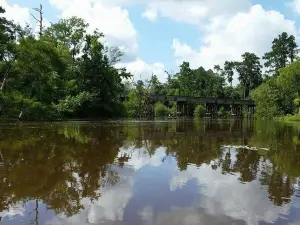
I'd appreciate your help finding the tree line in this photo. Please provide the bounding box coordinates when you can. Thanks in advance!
[1,4,300,119]
[124,31,299,118]
[0,6,131,120]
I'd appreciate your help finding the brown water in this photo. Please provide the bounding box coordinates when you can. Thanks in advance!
[0,119,299,225]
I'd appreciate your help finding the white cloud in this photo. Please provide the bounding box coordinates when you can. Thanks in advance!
[45,166,135,225]
[0,202,25,218]
[49,0,168,82]
[117,57,168,82]
[48,0,72,11]
[142,8,158,22]
[2,0,51,38]
[1,0,31,27]
[49,0,139,9]
[142,0,251,24]
[169,150,294,225]
[292,0,300,14]
[172,4,298,84]
[2,144,299,225]
[45,145,168,225]
[117,145,167,170]
[49,0,138,62]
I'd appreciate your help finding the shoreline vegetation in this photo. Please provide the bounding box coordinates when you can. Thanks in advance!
[1,5,300,122]
[276,114,300,123]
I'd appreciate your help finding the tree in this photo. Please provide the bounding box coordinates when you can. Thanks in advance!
[224,61,235,86]
[177,61,194,96]
[0,6,16,61]
[165,71,180,95]
[123,80,146,117]
[0,6,19,92]
[3,3,300,120]
[147,74,165,96]
[223,86,241,99]
[236,52,262,99]
[174,62,225,98]
[250,79,283,117]
[213,65,223,75]
[76,30,131,117]
[263,32,298,76]
[10,38,66,120]
[251,59,300,117]
[43,17,88,62]
[0,9,132,120]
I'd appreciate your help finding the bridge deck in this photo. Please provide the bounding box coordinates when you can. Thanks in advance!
[154,95,255,106]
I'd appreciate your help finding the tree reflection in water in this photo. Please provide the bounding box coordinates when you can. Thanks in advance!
[0,120,299,223]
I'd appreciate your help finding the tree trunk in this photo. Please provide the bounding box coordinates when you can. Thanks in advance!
[18,110,23,121]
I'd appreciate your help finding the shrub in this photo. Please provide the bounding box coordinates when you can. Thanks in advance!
[168,102,177,117]
[155,102,169,117]
[194,105,206,118]
[217,107,226,118]
[284,114,300,122]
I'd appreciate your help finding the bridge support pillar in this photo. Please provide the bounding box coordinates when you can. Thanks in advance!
[177,102,189,117]
[205,104,211,118]
[247,105,255,118]
[231,105,235,118]
[205,103,218,118]
[231,105,243,119]
[184,103,188,116]
[176,102,182,117]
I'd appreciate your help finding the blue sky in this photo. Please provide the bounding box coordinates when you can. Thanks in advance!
[3,0,300,82]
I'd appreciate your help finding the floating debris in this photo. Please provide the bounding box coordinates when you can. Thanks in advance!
[221,145,270,151]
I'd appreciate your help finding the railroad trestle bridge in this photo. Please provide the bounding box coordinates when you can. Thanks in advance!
[120,94,255,118]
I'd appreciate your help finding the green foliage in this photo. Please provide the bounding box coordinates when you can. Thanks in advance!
[224,61,235,86]
[251,80,284,117]
[168,101,177,117]
[194,105,206,118]
[0,92,57,120]
[123,90,140,117]
[58,125,90,143]
[235,52,262,98]
[0,4,299,120]
[294,98,300,106]
[154,102,169,117]
[0,12,131,120]
[282,114,300,122]
[263,32,298,75]
[223,86,242,99]
[55,92,91,116]
[217,106,229,118]
[147,75,166,96]
[43,16,88,60]
[171,62,225,97]
[251,60,300,117]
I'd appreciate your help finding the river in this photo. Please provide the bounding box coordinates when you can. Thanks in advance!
[0,119,299,225]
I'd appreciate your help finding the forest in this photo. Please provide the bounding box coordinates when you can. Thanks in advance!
[1,5,300,120]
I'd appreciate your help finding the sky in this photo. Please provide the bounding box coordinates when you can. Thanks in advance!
[2,0,300,83]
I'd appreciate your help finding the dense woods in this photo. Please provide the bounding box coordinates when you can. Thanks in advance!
[0,6,130,120]
[1,4,300,120]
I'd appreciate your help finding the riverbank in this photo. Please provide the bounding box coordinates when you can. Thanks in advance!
[276,114,300,123]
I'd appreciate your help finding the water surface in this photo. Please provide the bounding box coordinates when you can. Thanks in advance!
[0,119,300,225]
